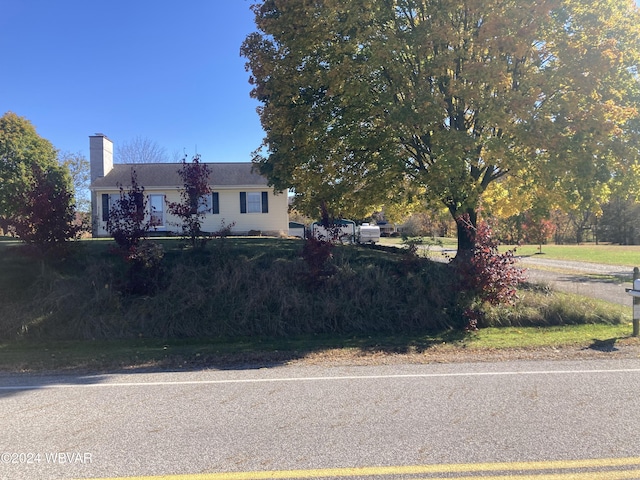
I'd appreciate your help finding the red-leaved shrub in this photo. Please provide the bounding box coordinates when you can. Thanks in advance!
[12,164,80,254]
[454,217,526,328]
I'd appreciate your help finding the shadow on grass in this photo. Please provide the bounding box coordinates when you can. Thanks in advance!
[0,330,469,373]
[585,337,620,352]
[0,331,471,399]
[557,273,632,285]
[333,330,468,355]
[117,330,469,371]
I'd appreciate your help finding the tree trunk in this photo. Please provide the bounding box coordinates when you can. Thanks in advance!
[450,207,478,262]
[0,216,10,236]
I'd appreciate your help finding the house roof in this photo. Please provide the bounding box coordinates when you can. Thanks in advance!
[91,162,269,190]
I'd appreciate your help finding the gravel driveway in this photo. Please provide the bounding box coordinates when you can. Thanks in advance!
[421,245,636,306]
[517,256,636,306]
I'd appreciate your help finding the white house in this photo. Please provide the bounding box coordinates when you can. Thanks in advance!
[88,134,289,237]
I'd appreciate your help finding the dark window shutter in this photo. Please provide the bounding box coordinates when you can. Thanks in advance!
[240,192,247,213]
[134,192,144,212]
[212,192,219,214]
[261,192,269,213]
[102,194,109,221]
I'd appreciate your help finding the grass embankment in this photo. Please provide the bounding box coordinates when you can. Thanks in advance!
[1,237,461,339]
[0,237,636,371]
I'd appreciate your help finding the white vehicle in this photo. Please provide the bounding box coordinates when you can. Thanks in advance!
[311,220,356,243]
[288,221,306,238]
[356,223,380,244]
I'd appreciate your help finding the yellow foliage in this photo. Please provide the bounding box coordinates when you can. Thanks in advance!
[244,0,640,232]
[483,182,531,218]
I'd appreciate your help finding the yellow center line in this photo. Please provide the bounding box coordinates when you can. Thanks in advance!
[415,471,640,480]
[71,457,640,480]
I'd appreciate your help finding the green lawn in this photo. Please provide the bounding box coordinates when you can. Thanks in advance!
[379,236,458,248]
[6,235,638,266]
[1,323,637,372]
[511,243,640,266]
[379,236,640,266]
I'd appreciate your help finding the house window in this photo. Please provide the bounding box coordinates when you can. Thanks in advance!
[149,194,164,227]
[247,192,262,213]
[212,192,219,214]
[196,194,209,214]
[240,191,268,214]
[197,192,219,214]
[101,193,122,222]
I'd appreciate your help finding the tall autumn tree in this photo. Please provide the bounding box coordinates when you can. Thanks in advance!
[0,112,59,230]
[242,0,640,257]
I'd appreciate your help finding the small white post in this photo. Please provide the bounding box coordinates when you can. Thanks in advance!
[634,267,639,337]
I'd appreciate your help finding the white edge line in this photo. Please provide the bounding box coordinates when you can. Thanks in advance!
[2,368,640,391]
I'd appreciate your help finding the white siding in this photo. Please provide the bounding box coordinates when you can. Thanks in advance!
[93,187,289,237]
[209,188,289,235]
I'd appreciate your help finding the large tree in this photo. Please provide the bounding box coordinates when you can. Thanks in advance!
[0,112,59,228]
[115,136,170,164]
[242,0,640,256]
[59,151,90,214]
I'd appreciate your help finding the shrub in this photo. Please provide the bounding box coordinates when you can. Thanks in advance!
[301,236,336,281]
[12,164,80,254]
[302,203,344,282]
[103,169,167,295]
[166,154,212,248]
[211,219,235,238]
[454,218,526,328]
[106,169,149,251]
[123,241,165,295]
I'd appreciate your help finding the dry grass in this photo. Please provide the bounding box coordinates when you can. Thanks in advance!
[0,237,628,342]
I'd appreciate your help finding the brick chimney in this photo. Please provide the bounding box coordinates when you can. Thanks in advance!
[89,133,113,182]
[89,134,113,237]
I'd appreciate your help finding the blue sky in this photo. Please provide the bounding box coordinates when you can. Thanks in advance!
[0,0,262,163]
[3,1,639,166]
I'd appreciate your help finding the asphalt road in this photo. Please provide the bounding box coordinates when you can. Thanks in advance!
[1,359,640,479]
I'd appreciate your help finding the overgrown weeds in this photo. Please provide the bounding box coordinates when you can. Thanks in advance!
[477,285,629,327]
[0,238,626,341]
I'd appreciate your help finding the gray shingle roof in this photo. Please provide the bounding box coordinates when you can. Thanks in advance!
[91,162,268,189]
